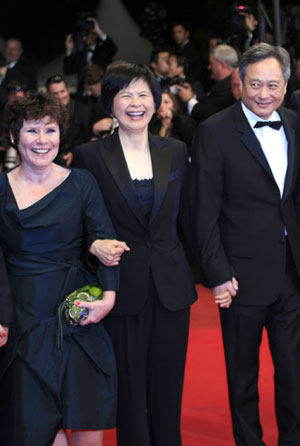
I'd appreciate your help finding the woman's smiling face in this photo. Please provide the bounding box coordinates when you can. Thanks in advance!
[112,78,155,135]
[17,116,60,170]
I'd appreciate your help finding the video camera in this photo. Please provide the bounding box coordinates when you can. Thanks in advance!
[72,11,96,51]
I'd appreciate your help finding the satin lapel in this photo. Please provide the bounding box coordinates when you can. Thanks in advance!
[233,102,274,179]
[280,109,296,201]
[100,132,146,225]
[149,134,172,223]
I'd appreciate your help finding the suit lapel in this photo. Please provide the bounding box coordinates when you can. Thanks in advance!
[234,102,298,201]
[99,131,146,225]
[234,102,274,179]
[149,133,172,223]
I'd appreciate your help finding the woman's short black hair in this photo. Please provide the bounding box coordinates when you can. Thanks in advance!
[4,91,69,149]
[101,61,162,115]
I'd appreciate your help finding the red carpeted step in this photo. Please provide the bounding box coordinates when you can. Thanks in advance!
[69,284,277,445]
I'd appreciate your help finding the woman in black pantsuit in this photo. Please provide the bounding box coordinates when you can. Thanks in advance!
[72,62,197,446]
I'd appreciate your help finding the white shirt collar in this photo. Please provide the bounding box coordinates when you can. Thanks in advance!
[241,101,281,128]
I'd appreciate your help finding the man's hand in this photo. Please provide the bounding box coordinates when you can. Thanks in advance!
[88,17,106,39]
[176,83,194,102]
[92,118,113,136]
[90,239,130,266]
[211,277,238,308]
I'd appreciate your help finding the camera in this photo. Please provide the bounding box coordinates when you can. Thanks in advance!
[72,11,96,51]
[169,76,188,89]
[74,12,95,35]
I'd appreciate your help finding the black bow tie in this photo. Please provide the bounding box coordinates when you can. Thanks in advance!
[254,121,282,130]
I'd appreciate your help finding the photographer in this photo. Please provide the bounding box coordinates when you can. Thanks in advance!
[225,4,258,55]
[167,52,205,114]
[63,14,118,94]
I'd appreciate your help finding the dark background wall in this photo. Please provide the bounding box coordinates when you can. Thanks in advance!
[1,0,300,67]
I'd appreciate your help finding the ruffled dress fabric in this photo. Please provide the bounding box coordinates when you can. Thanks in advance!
[0,169,117,446]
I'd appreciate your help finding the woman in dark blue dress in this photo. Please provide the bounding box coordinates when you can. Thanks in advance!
[0,92,128,446]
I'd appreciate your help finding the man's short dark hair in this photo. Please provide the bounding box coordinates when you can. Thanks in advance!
[239,43,291,83]
[82,64,104,86]
[169,52,189,76]
[46,74,68,90]
[150,47,170,64]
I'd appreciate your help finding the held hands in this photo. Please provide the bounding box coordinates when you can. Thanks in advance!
[0,325,9,347]
[77,290,116,325]
[211,277,239,308]
[90,239,130,266]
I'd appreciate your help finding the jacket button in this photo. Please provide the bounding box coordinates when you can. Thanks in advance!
[145,241,151,247]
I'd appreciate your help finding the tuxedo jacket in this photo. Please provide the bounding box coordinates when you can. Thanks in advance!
[64,36,118,77]
[191,101,300,305]
[72,131,197,316]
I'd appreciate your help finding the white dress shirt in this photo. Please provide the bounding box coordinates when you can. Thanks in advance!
[241,102,288,199]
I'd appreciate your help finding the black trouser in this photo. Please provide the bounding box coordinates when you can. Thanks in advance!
[104,276,191,446]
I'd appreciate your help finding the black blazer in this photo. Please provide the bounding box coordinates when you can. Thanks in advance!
[73,131,197,316]
[191,101,300,305]
[191,75,236,122]
[4,56,38,91]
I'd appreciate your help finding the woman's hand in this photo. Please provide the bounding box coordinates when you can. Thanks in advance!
[89,239,130,266]
[0,325,9,347]
[78,291,116,325]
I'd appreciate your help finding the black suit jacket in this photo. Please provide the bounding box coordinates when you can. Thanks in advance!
[191,101,300,305]
[64,36,117,88]
[4,56,38,91]
[73,130,197,316]
[191,75,235,122]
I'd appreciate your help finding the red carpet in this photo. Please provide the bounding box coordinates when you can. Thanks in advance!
[72,284,278,445]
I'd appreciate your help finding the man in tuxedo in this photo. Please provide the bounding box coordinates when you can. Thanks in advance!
[191,42,300,445]
[177,44,238,122]
[64,16,117,93]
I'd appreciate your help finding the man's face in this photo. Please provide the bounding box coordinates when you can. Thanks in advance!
[6,40,22,62]
[167,55,180,79]
[241,57,287,119]
[48,81,70,106]
[152,52,169,77]
[208,54,222,80]
[84,81,101,97]
[231,68,242,100]
[172,25,189,45]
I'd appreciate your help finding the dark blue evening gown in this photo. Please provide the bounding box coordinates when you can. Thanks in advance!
[0,168,118,446]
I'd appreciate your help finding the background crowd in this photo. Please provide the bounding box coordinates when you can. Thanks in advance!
[0,2,299,171]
